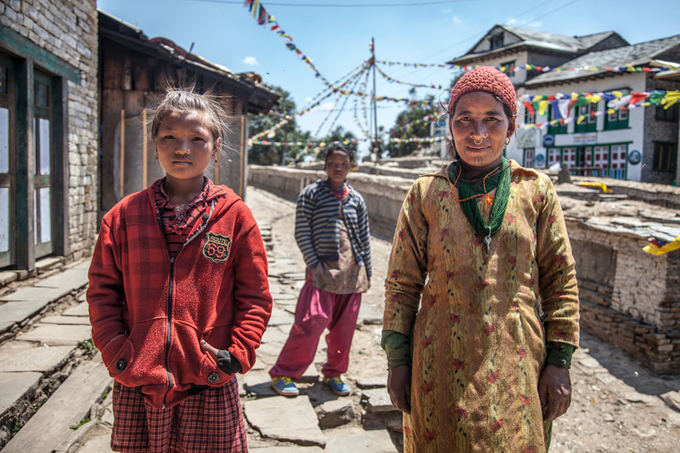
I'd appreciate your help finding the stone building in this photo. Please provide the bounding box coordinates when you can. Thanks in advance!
[0,0,99,275]
[98,11,279,215]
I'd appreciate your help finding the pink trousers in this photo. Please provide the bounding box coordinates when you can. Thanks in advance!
[269,274,361,379]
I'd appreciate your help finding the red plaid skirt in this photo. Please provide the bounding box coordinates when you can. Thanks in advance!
[111,377,247,452]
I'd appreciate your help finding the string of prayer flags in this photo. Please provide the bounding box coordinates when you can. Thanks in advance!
[243,0,332,88]
[375,65,449,91]
[375,60,673,74]
[251,138,360,147]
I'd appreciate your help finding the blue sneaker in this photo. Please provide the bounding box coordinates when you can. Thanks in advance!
[325,377,350,396]
[271,376,299,397]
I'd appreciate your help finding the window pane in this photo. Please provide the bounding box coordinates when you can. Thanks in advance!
[36,82,49,108]
[39,187,51,244]
[39,118,50,175]
[0,187,8,252]
[0,107,8,173]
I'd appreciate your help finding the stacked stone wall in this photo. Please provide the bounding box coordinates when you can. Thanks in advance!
[1,0,99,262]
[249,165,680,373]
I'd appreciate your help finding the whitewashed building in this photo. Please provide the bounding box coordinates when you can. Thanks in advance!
[447,25,680,184]
[520,35,680,184]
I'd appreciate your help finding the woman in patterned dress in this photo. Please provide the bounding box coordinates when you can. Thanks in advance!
[381,66,579,452]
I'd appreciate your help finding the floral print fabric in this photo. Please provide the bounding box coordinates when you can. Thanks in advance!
[383,160,579,453]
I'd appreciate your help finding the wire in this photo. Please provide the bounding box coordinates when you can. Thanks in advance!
[190,0,471,7]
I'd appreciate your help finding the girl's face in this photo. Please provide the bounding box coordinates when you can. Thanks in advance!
[449,91,513,169]
[154,110,221,184]
[324,149,351,188]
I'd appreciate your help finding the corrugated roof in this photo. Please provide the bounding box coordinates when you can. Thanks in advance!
[448,25,624,65]
[525,34,680,86]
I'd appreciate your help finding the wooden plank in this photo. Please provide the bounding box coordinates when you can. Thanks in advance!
[239,113,246,197]
[101,89,124,211]
[119,109,125,198]
[101,42,122,90]
[142,108,147,188]
[2,356,111,453]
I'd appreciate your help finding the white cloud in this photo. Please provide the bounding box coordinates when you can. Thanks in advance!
[527,21,543,28]
[242,56,258,66]
[452,16,462,24]
[505,17,518,26]
[305,97,313,103]
[320,102,336,111]
[442,7,453,14]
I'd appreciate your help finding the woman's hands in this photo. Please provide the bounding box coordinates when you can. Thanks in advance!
[388,365,412,414]
[538,364,572,422]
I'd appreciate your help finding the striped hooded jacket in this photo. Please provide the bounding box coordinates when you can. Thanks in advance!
[295,179,372,277]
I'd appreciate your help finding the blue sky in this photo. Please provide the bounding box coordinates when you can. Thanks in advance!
[97,0,680,156]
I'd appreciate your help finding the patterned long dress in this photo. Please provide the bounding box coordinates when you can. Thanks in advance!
[383,160,579,453]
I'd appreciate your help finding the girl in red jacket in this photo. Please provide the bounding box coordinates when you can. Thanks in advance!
[87,87,272,452]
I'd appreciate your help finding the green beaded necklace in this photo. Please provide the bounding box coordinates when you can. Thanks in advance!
[448,157,511,253]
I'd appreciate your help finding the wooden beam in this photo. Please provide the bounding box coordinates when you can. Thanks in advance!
[142,108,147,188]
[239,113,245,197]
[15,58,35,271]
[119,109,125,198]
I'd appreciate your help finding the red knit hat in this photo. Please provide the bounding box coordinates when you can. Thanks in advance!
[448,66,517,117]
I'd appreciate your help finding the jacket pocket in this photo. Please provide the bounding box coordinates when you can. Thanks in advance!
[199,351,229,385]
[173,322,231,386]
[101,334,135,379]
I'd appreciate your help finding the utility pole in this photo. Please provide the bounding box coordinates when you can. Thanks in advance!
[371,37,379,161]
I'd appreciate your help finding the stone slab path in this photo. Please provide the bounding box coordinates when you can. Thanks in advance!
[2,185,678,452]
[2,355,110,453]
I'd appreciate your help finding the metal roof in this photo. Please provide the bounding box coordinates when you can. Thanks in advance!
[525,34,680,87]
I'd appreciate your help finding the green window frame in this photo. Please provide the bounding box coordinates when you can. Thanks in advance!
[500,60,516,78]
[547,105,567,135]
[605,106,629,130]
[523,147,535,168]
[575,103,598,133]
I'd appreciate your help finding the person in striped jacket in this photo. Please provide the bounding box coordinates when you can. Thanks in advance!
[270,142,372,397]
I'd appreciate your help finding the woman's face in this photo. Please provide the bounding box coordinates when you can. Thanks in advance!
[449,91,513,169]
[325,149,351,188]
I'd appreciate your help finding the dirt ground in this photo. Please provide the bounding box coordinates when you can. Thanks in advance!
[245,185,680,453]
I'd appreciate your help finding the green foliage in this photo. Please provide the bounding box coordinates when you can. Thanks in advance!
[386,73,462,159]
[313,126,358,162]
[248,85,312,165]
[387,91,437,158]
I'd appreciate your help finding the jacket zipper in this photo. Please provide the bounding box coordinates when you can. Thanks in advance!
[158,200,216,408]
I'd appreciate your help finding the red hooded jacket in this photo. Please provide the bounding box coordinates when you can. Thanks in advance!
[87,183,272,409]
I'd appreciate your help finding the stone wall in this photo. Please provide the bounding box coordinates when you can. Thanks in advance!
[248,165,412,240]
[1,0,99,263]
[567,222,680,373]
[249,165,680,373]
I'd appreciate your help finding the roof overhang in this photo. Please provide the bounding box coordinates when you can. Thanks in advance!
[98,10,279,114]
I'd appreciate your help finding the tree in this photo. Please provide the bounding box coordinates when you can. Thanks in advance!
[386,89,437,158]
[313,126,359,162]
[248,86,311,165]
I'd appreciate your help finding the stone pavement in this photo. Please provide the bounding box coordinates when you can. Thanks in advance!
[6,185,678,452]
